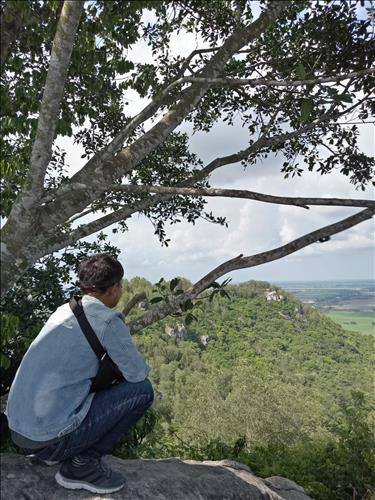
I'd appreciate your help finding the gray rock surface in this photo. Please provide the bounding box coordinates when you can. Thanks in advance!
[165,323,187,341]
[0,453,312,500]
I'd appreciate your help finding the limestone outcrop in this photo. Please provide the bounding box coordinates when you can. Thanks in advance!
[165,323,187,341]
[1,453,312,499]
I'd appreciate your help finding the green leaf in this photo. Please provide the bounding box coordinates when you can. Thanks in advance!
[210,282,221,289]
[301,98,313,122]
[295,62,307,79]
[219,290,231,299]
[150,296,163,304]
[0,352,11,369]
[185,313,197,326]
[338,93,353,103]
[181,299,194,311]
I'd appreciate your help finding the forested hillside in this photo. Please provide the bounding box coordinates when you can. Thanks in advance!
[1,278,374,499]
[116,278,375,499]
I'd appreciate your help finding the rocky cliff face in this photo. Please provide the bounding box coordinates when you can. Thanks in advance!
[1,453,312,500]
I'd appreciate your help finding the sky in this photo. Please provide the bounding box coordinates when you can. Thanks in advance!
[58,4,375,285]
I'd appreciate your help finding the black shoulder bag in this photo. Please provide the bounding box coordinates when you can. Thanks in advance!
[69,295,125,393]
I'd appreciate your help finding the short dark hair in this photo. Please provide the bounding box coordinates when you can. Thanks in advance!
[78,254,124,292]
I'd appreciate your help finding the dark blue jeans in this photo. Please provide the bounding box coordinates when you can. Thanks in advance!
[35,379,154,462]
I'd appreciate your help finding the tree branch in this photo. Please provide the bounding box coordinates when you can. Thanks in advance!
[96,47,232,181]
[66,206,97,224]
[50,1,289,217]
[40,195,163,256]
[181,68,375,88]
[37,103,365,255]
[51,65,372,210]
[84,184,375,209]
[41,93,338,216]
[122,292,147,316]
[47,52,226,204]
[23,0,84,201]
[22,10,372,264]
[128,207,375,333]
[174,47,221,79]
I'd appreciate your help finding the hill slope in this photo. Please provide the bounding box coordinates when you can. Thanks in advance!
[117,278,374,499]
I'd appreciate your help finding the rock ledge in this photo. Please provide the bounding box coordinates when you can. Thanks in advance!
[0,453,312,499]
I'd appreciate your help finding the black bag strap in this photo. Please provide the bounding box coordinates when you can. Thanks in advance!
[69,295,107,361]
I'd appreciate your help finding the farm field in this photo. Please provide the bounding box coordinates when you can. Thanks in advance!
[323,310,375,336]
[276,279,374,311]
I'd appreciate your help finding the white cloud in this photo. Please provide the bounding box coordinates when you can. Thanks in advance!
[276,169,374,256]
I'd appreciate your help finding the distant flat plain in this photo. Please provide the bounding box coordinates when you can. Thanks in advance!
[324,310,374,336]
[276,280,375,336]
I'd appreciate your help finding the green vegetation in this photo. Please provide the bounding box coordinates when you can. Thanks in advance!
[323,310,375,336]
[2,277,374,499]
[113,278,375,499]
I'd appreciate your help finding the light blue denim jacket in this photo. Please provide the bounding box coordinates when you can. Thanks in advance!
[5,295,150,442]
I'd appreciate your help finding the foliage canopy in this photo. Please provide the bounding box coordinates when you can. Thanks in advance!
[0,0,374,299]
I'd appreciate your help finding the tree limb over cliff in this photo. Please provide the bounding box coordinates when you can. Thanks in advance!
[128,207,374,333]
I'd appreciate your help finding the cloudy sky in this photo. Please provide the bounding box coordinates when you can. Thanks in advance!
[111,122,374,284]
[59,5,374,285]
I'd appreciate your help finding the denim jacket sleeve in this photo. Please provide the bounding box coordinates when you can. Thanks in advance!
[102,315,150,383]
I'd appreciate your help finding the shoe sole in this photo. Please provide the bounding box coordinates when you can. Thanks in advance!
[55,471,126,494]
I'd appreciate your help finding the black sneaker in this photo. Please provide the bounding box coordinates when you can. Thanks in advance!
[55,457,126,494]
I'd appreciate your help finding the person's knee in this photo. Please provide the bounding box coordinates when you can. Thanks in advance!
[142,378,154,405]
[118,378,154,406]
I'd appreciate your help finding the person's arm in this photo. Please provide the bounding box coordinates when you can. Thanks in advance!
[102,315,150,383]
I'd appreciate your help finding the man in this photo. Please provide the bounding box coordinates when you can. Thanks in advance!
[6,254,153,494]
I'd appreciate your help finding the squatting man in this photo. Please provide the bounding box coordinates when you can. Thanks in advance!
[6,254,154,494]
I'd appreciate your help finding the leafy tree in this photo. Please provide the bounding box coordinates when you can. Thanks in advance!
[244,391,375,500]
[0,0,374,326]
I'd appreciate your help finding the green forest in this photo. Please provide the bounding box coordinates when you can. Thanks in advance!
[1,277,374,500]
[115,278,375,499]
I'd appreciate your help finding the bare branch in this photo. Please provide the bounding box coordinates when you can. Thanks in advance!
[24,0,84,200]
[40,195,162,255]
[181,68,375,88]
[175,47,220,79]
[66,207,97,224]
[190,115,336,183]
[89,184,375,209]
[122,292,147,316]
[128,207,375,333]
